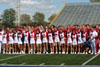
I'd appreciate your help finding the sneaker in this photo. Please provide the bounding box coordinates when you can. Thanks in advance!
[66,52,68,54]
[56,52,57,54]
[86,52,88,54]
[59,52,61,54]
[91,52,93,54]
[62,52,65,54]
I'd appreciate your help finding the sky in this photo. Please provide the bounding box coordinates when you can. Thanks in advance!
[0,0,90,21]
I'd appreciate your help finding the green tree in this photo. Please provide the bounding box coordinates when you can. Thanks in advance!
[20,14,32,23]
[2,8,16,27]
[33,12,45,23]
[48,14,56,23]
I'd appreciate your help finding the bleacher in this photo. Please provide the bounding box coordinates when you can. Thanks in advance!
[53,3,100,27]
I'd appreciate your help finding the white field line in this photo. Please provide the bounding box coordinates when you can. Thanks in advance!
[0,63,7,65]
[0,54,26,62]
[60,63,65,66]
[39,63,45,66]
[82,53,100,66]
[20,63,26,65]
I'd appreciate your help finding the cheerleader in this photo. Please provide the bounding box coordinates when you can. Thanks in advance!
[42,29,48,54]
[2,30,7,54]
[18,30,23,54]
[48,28,54,54]
[36,30,42,54]
[67,29,73,54]
[72,31,77,54]
[54,28,60,54]
[82,29,89,54]
[77,29,83,54]
[24,29,30,54]
[0,28,4,53]
[8,30,14,54]
[13,31,18,54]
[30,29,35,54]
[59,29,66,54]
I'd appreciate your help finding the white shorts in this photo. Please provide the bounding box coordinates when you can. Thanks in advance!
[78,39,83,44]
[18,41,22,44]
[43,38,48,43]
[72,40,77,45]
[30,38,35,44]
[49,38,53,43]
[2,39,7,44]
[55,37,60,42]
[67,38,72,44]
[60,38,65,44]
[36,39,42,44]
[8,41,13,44]
[24,40,28,44]
[14,40,18,44]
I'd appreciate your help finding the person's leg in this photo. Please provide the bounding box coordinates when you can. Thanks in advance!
[24,44,26,53]
[66,44,69,54]
[43,43,45,53]
[40,44,41,54]
[46,42,48,53]
[55,42,57,53]
[70,43,73,54]
[0,42,2,53]
[33,44,35,53]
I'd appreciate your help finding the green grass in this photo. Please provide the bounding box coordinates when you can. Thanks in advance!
[0,54,94,65]
[87,55,100,65]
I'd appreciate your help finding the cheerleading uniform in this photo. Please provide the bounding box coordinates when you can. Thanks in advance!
[18,33,22,44]
[54,31,60,43]
[30,32,35,44]
[48,32,53,43]
[36,33,42,44]
[8,33,13,44]
[24,32,29,44]
[2,33,7,44]
[14,33,18,44]
[60,32,65,44]
[42,32,48,43]
[67,32,72,44]
[72,34,77,45]
[77,32,83,44]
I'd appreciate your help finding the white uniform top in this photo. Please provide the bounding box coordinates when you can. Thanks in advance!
[8,33,13,44]
[77,32,83,44]
[82,32,87,42]
[30,32,35,44]
[67,32,72,44]
[54,31,60,42]
[18,33,22,44]
[36,33,42,44]
[14,33,18,43]
[89,31,98,42]
[0,31,4,41]
[48,33,53,43]
[42,32,48,43]
[24,32,29,43]
[2,33,7,44]
[60,32,65,44]
[72,34,77,45]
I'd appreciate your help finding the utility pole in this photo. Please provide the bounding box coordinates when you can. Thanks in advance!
[16,0,20,26]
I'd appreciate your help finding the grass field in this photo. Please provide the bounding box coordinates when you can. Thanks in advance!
[0,54,99,66]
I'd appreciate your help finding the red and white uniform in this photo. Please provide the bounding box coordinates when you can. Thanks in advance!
[0,31,4,42]
[8,33,13,44]
[30,32,35,44]
[36,33,42,44]
[54,31,60,42]
[2,33,7,44]
[67,32,72,44]
[42,32,48,43]
[60,32,65,44]
[24,32,29,44]
[14,33,18,44]
[48,32,53,43]
[82,32,88,43]
[72,34,77,45]
[18,33,22,44]
[77,32,83,44]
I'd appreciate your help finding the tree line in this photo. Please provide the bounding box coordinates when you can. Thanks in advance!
[1,8,56,27]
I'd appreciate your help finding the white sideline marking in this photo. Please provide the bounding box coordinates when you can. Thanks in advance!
[0,63,7,65]
[60,63,65,66]
[82,53,100,66]
[20,63,26,65]
[0,54,26,62]
[39,63,45,66]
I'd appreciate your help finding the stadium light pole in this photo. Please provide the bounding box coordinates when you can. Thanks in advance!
[16,0,20,26]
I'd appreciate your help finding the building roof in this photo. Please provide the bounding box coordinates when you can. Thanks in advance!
[52,3,100,27]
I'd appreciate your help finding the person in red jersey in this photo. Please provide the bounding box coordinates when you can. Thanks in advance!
[72,31,77,54]
[30,29,35,54]
[18,30,23,54]
[24,29,30,54]
[98,25,100,53]
[82,29,89,54]
[36,30,42,54]
[2,29,7,54]
[77,29,83,54]
[66,29,73,54]
[42,29,48,54]
[8,29,14,54]
[48,28,54,54]
[59,29,66,54]
[54,28,61,54]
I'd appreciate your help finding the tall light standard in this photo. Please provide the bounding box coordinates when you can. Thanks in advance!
[16,0,20,26]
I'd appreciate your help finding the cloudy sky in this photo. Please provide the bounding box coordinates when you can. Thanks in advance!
[0,0,90,21]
